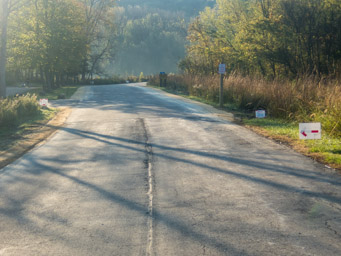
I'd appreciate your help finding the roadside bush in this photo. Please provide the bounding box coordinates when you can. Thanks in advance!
[0,94,40,128]
[90,76,126,85]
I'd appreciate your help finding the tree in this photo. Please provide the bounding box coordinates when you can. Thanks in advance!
[79,0,116,80]
[111,6,187,76]
[181,0,341,78]
[2,0,118,94]
[0,0,31,98]
[7,0,88,90]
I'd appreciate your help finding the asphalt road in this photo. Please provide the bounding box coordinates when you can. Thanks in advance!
[1,83,341,256]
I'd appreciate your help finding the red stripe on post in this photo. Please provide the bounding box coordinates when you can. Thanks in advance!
[311,130,319,133]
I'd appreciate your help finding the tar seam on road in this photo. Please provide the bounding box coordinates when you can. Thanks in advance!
[325,218,341,238]
[140,118,154,256]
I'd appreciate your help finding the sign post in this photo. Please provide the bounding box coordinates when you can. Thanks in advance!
[218,64,226,108]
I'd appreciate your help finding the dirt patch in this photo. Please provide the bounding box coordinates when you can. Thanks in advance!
[0,107,72,169]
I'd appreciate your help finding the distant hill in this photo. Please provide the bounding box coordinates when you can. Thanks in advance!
[108,0,215,76]
[118,0,215,17]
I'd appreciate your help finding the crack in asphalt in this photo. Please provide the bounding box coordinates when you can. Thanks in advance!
[139,118,154,256]
[325,218,341,238]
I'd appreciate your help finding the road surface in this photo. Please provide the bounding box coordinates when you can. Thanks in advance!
[1,83,341,255]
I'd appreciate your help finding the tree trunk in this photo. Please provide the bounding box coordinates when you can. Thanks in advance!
[81,59,87,82]
[56,73,61,88]
[0,0,9,98]
[44,69,51,91]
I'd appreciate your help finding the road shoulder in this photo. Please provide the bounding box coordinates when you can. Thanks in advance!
[0,107,72,169]
[145,84,340,172]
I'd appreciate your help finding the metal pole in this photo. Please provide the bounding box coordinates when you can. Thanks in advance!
[219,73,224,108]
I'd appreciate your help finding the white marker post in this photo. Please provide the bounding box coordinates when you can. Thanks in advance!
[299,123,322,140]
[218,64,226,108]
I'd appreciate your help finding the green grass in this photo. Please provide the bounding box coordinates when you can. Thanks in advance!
[244,118,298,138]
[18,107,57,128]
[0,107,57,134]
[0,94,40,128]
[44,86,79,100]
[1,85,77,129]
[0,107,57,151]
[244,118,341,168]
[30,85,79,100]
[306,138,341,165]
[0,85,77,149]
[149,83,241,111]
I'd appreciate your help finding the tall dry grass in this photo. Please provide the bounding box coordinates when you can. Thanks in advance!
[0,94,41,128]
[149,73,341,136]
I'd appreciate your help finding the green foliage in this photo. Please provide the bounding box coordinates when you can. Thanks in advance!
[36,86,80,100]
[182,0,341,78]
[149,74,188,94]
[245,118,341,166]
[5,0,117,89]
[245,118,298,138]
[138,72,144,82]
[118,0,214,18]
[110,0,214,76]
[0,94,40,127]
[111,6,187,75]
[7,0,87,85]
[92,77,126,85]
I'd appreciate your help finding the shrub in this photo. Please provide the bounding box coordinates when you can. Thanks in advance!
[0,94,40,128]
[90,76,126,85]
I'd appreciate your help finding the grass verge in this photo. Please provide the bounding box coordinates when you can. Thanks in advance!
[0,107,72,169]
[244,118,341,171]
[30,85,79,100]
[0,86,78,169]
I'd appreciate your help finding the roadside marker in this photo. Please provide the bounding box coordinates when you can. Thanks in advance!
[39,99,48,107]
[299,123,321,140]
[218,64,226,74]
[255,110,266,118]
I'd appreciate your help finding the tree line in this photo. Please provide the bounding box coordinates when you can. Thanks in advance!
[119,0,215,18]
[110,5,187,76]
[0,0,116,98]
[0,0,215,96]
[180,0,341,79]
[109,0,214,76]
